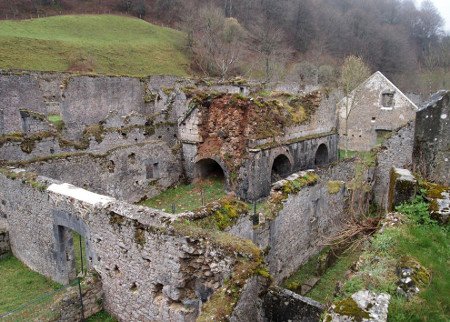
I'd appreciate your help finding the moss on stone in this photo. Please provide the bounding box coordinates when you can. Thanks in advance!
[143,90,158,104]
[0,168,48,191]
[48,114,65,131]
[196,253,269,322]
[263,172,319,220]
[397,256,431,287]
[333,297,370,321]
[328,181,344,194]
[83,124,104,144]
[194,196,249,231]
[109,211,125,227]
[134,222,147,247]
[421,181,448,200]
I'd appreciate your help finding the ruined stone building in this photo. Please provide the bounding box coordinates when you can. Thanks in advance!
[0,70,447,321]
[338,71,418,151]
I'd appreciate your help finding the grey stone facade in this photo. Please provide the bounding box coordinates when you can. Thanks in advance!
[0,73,47,134]
[338,72,417,151]
[413,90,450,185]
[0,171,260,321]
[373,122,415,210]
[24,140,181,203]
[256,162,355,283]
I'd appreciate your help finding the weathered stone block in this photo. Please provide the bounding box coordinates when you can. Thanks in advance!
[388,168,417,211]
[325,290,390,322]
[263,287,324,322]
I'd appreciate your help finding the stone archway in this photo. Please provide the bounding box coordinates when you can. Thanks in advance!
[195,158,226,181]
[271,154,292,182]
[315,144,329,167]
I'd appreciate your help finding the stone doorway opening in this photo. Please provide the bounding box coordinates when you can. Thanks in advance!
[315,144,329,167]
[56,226,89,282]
[272,154,292,182]
[195,158,225,181]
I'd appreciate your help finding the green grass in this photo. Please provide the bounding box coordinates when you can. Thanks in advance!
[0,15,189,76]
[47,114,64,130]
[72,231,87,276]
[140,178,227,213]
[337,198,450,321]
[86,310,118,322]
[306,248,362,303]
[0,254,61,315]
[283,246,363,303]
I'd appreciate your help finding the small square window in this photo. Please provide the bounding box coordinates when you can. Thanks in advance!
[381,92,394,108]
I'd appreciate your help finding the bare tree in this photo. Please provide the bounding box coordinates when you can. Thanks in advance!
[248,17,283,82]
[189,5,246,79]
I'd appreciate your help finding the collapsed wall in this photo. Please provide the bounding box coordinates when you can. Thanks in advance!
[179,91,340,200]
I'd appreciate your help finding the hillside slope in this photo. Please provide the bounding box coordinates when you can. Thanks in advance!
[0,15,189,76]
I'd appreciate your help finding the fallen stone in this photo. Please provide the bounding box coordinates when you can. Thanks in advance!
[325,290,390,322]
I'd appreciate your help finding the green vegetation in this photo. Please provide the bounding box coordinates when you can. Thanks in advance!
[86,310,118,322]
[0,254,61,315]
[283,246,363,303]
[47,114,64,131]
[72,231,87,276]
[259,172,319,220]
[140,178,226,213]
[194,196,249,231]
[327,180,344,194]
[0,15,188,76]
[335,196,449,321]
[339,150,376,165]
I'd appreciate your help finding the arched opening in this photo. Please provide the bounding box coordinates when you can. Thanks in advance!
[195,158,225,181]
[271,154,292,182]
[53,210,93,284]
[315,144,329,167]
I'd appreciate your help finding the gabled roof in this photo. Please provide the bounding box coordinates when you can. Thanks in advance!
[338,71,418,110]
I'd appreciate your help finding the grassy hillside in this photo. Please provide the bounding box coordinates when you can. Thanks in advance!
[0,15,189,76]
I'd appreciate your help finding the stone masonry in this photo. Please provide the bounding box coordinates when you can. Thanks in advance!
[0,170,263,321]
[338,71,417,151]
[413,90,450,185]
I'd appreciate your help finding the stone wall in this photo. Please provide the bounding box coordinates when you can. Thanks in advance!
[256,165,353,283]
[373,122,415,210]
[0,170,262,322]
[263,287,324,322]
[245,133,339,201]
[338,72,417,151]
[0,219,10,258]
[23,140,181,203]
[413,90,450,185]
[0,73,47,134]
[50,274,103,322]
